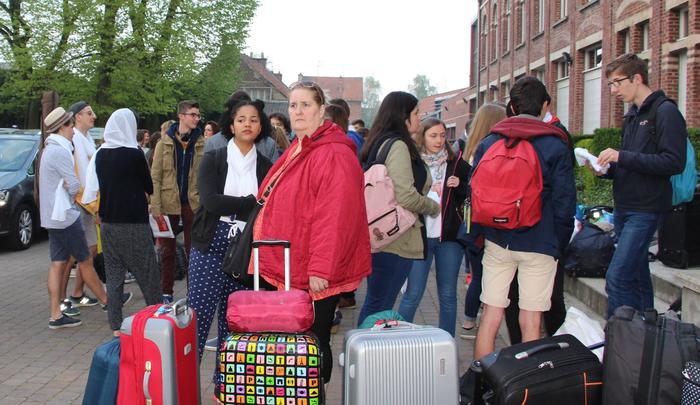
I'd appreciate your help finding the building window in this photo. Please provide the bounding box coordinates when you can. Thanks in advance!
[559,0,568,20]
[248,88,271,101]
[640,21,649,51]
[517,0,526,44]
[586,45,602,70]
[481,12,488,65]
[533,68,545,83]
[678,6,689,39]
[622,29,630,54]
[503,0,511,53]
[502,80,511,103]
[557,61,570,79]
[538,0,545,33]
[492,3,499,61]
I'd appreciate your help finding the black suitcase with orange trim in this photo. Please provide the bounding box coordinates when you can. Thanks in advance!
[469,334,602,405]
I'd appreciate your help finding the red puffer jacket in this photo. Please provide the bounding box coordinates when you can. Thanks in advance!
[251,120,371,296]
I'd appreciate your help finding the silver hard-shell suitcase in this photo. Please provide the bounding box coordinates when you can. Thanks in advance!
[339,321,459,405]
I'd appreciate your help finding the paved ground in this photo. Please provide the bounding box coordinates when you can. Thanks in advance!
[0,238,503,404]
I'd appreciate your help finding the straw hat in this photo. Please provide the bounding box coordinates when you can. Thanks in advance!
[44,107,73,133]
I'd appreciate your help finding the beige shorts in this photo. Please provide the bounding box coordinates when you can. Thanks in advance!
[480,240,557,311]
[80,210,98,247]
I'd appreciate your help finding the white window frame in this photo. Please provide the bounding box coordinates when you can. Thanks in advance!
[538,0,545,32]
[641,21,649,51]
[560,0,568,20]
[557,61,570,79]
[519,0,526,44]
[585,45,603,70]
[679,6,689,39]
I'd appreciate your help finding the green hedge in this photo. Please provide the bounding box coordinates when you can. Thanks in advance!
[574,128,700,206]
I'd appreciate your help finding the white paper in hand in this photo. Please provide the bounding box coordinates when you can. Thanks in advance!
[149,215,175,238]
[574,147,609,174]
[51,182,72,221]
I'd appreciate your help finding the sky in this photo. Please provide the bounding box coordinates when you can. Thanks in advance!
[244,0,479,98]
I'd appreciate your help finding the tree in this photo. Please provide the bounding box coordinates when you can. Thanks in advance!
[362,76,381,127]
[408,74,437,99]
[0,0,257,126]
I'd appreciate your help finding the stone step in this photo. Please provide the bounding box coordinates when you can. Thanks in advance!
[564,271,675,320]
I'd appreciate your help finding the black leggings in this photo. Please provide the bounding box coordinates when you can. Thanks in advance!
[311,294,341,383]
[504,262,566,344]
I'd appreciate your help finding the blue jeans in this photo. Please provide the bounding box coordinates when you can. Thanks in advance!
[358,252,414,326]
[397,239,464,336]
[605,210,661,318]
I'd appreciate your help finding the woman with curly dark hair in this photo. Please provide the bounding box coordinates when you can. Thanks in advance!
[188,98,273,385]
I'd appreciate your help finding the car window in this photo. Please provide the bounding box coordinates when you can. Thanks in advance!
[0,139,35,172]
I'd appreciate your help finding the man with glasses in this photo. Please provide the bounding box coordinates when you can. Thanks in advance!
[151,100,204,303]
[591,53,686,318]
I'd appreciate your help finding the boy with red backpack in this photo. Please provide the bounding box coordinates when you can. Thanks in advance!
[470,77,576,359]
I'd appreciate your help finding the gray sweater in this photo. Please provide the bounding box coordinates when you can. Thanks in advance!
[39,136,81,229]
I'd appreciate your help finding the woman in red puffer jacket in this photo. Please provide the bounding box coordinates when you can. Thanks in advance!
[250,80,371,384]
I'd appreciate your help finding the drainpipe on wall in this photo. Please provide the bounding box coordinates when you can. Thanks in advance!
[475,3,481,109]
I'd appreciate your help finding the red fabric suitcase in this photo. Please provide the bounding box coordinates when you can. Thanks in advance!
[117,300,200,405]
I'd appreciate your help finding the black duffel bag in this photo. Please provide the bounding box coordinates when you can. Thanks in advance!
[564,221,615,278]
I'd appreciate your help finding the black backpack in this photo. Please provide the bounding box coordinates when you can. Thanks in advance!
[564,221,615,278]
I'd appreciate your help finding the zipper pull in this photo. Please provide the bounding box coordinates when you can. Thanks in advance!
[516,200,521,223]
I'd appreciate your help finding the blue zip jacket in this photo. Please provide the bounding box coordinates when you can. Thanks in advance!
[472,115,576,259]
[604,90,686,213]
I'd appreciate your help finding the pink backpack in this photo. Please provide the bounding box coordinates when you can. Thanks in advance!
[364,138,416,252]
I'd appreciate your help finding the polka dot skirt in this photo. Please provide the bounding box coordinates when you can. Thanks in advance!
[187,220,246,383]
[683,361,700,405]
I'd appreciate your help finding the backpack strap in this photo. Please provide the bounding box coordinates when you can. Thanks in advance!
[369,137,401,167]
[643,96,675,146]
[635,309,664,405]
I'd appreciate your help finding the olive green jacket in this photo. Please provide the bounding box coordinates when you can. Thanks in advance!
[380,140,440,259]
[150,134,205,216]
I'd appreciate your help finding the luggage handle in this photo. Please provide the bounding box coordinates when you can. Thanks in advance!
[172,298,188,316]
[143,360,152,405]
[252,240,291,291]
[514,342,570,360]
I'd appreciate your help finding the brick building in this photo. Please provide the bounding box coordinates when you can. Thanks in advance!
[297,75,364,122]
[418,88,471,142]
[239,54,289,115]
[465,0,699,133]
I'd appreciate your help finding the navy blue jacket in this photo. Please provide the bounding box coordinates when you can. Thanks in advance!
[605,90,687,213]
[166,123,203,204]
[472,115,576,259]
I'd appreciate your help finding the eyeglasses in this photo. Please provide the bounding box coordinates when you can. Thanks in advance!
[181,112,201,119]
[607,76,632,88]
[290,81,326,105]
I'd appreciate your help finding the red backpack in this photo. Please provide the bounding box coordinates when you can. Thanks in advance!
[470,117,568,230]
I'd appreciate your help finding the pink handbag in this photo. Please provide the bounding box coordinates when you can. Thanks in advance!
[226,240,314,333]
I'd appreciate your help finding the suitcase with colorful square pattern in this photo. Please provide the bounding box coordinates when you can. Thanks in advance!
[218,240,323,405]
[218,332,323,404]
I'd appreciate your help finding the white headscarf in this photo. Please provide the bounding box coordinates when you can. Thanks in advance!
[82,108,139,203]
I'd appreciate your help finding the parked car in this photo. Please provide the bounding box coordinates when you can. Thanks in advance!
[0,129,41,250]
